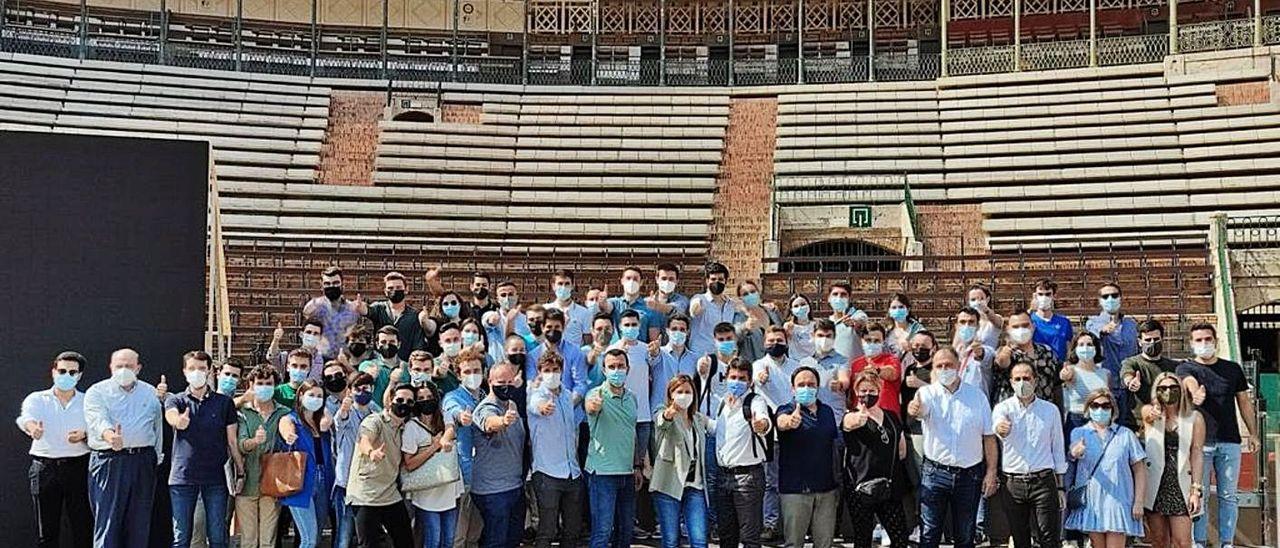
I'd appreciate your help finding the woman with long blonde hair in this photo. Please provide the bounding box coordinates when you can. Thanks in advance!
[1141,372,1205,548]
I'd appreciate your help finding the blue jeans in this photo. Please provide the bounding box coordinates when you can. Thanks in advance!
[331,485,355,548]
[289,500,318,548]
[587,473,636,548]
[472,487,524,548]
[919,460,983,548]
[763,448,779,529]
[703,434,719,527]
[170,483,229,548]
[89,451,156,548]
[1194,443,1242,544]
[653,489,707,548]
[416,505,459,548]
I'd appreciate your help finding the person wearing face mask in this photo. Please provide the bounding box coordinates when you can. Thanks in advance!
[848,322,902,418]
[331,371,379,548]
[583,350,640,548]
[734,280,782,365]
[82,348,164,548]
[952,306,996,399]
[991,362,1067,548]
[884,293,925,357]
[1140,372,1205,548]
[651,374,710,548]
[1175,323,1258,548]
[436,271,494,324]
[432,322,468,394]
[364,271,437,361]
[526,353,583,548]
[606,309,660,539]
[1062,332,1111,439]
[1120,320,1179,429]
[276,348,316,409]
[268,318,327,380]
[650,315,700,426]
[347,384,417,548]
[689,261,737,356]
[1028,279,1073,361]
[526,308,589,415]
[783,294,816,360]
[429,292,471,352]
[18,351,92,548]
[340,323,376,371]
[827,282,868,362]
[694,321,741,534]
[899,331,938,537]
[383,350,438,408]
[713,358,773,548]
[486,284,534,360]
[1084,282,1139,419]
[401,381,463,548]
[357,325,404,408]
[280,380,333,548]
[750,325,799,538]
[1063,389,1147,547]
[441,349,490,548]
[217,360,244,398]
[234,366,291,548]
[584,313,617,389]
[906,347,999,548]
[165,351,242,548]
[775,367,840,548]
[545,269,594,347]
[645,263,692,336]
[302,266,367,360]
[472,362,529,548]
[598,266,660,343]
[842,370,909,548]
[993,310,1063,408]
[965,284,1004,349]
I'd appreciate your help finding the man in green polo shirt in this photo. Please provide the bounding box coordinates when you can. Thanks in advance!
[585,348,639,548]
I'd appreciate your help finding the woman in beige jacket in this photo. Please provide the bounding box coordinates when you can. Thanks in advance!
[1141,371,1205,548]
[650,374,710,548]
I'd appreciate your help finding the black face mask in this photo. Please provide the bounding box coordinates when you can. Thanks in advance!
[323,375,347,394]
[912,348,933,365]
[766,343,789,358]
[529,322,544,337]
[1142,341,1163,358]
[474,287,489,300]
[348,342,368,357]
[387,289,406,304]
[506,352,527,367]
[492,384,519,401]
[544,330,562,345]
[708,281,726,296]
[324,286,343,301]
[391,402,413,418]
[416,399,439,416]
[378,344,398,359]
[859,393,880,409]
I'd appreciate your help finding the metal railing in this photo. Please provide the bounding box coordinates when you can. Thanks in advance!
[947,44,1015,75]
[1020,38,1089,71]
[1097,33,1169,66]
[1178,18,1254,53]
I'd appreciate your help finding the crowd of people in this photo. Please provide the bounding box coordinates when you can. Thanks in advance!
[17,263,1263,548]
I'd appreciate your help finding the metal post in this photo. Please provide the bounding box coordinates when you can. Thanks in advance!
[659,0,666,85]
[79,0,87,59]
[158,0,167,63]
[1169,0,1178,53]
[940,0,948,76]
[309,0,317,76]
[590,0,598,85]
[728,0,735,86]
[380,0,388,78]
[234,0,243,71]
[797,0,804,83]
[452,0,460,82]
[521,0,529,84]
[867,0,875,80]
[1255,0,1262,46]
[1088,0,1096,65]
[1013,0,1021,70]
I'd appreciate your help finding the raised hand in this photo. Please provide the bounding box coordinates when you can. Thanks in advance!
[1070,438,1086,459]
[1142,404,1162,425]
[907,393,926,419]
[1126,375,1141,392]
[441,437,455,452]
[539,398,557,417]
[905,374,927,389]
[354,294,369,316]
[968,341,985,360]
[458,409,474,426]
[156,375,168,399]
[755,366,769,386]
[586,392,604,415]
[842,409,868,431]
[108,424,125,451]
[1059,365,1075,384]
[175,406,192,430]
[253,425,267,445]
[697,356,711,377]
[340,394,354,415]
[26,420,44,440]
[995,416,1012,437]
[648,339,661,358]
[281,424,298,445]
[1192,386,1206,406]
[662,402,678,421]
[502,402,519,426]
[272,322,284,343]
[370,442,386,462]
[751,412,770,434]
[778,405,803,431]
[320,411,333,432]
[996,345,1013,366]
[424,267,440,285]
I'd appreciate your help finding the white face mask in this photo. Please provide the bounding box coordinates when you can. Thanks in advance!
[442,341,462,357]
[673,393,694,409]
[657,280,677,294]
[935,367,958,387]
[185,369,208,389]
[541,372,561,391]
[1192,342,1216,359]
[1012,379,1034,399]
[622,279,641,295]
[112,366,137,387]
[1034,295,1054,311]
[462,373,484,391]
[814,336,834,354]
[1008,327,1032,344]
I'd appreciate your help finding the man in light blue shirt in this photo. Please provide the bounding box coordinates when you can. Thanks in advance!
[527,353,584,547]
[649,314,699,414]
[1084,281,1139,415]
[991,362,1066,548]
[545,269,594,347]
[1029,279,1073,361]
[599,266,661,343]
[83,348,164,548]
[442,348,487,548]
[330,368,379,548]
[644,262,691,335]
[526,308,589,424]
[689,262,737,356]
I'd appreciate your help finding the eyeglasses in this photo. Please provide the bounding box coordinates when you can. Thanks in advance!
[1088,402,1114,410]
[1156,385,1180,392]
[1100,293,1121,300]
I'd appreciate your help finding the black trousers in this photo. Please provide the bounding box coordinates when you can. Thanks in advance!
[845,489,909,548]
[30,454,93,548]
[717,464,764,548]
[999,470,1061,548]
[353,502,414,548]
[530,472,584,548]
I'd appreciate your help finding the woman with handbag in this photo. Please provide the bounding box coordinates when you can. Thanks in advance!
[401,381,463,548]
[235,366,293,548]
[1064,388,1148,548]
[1141,372,1205,548]
[650,374,710,548]
[277,380,333,548]
[841,369,909,548]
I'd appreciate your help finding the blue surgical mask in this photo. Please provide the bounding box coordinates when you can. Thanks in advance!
[935,368,958,386]
[956,324,977,342]
[53,373,79,391]
[553,285,573,301]
[300,333,319,348]
[411,371,430,384]
[217,374,238,395]
[1100,296,1121,313]
[716,340,737,356]
[606,368,627,387]
[889,307,909,322]
[742,293,761,307]
[1075,345,1097,362]
[586,302,599,316]
[289,369,308,384]
[1089,408,1112,426]
[862,342,884,357]
[725,379,748,398]
[620,326,641,341]
[791,305,810,320]
[253,385,275,402]
[302,395,324,412]
[795,386,818,406]
[442,303,461,318]
[461,331,480,346]
[668,330,688,346]
[828,296,850,313]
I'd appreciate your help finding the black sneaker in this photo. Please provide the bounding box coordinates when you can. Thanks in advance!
[761,526,780,542]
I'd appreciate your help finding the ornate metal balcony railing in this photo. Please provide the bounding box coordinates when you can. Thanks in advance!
[947,44,1015,76]
[1178,19,1254,53]
[1019,39,1089,71]
[1097,33,1169,66]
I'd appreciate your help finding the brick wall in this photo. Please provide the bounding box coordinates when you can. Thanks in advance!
[440,103,484,124]
[916,203,988,271]
[316,91,385,186]
[1215,81,1271,106]
[709,97,779,285]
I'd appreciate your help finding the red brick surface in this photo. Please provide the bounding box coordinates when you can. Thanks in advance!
[710,97,779,284]
[317,91,385,186]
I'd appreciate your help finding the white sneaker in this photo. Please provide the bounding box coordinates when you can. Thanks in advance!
[881,531,892,546]
[872,523,885,541]
[1062,541,1079,548]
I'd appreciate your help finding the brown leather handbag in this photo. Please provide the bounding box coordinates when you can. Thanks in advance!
[259,447,306,498]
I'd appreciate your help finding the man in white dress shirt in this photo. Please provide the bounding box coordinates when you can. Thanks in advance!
[18,351,93,548]
[992,361,1067,548]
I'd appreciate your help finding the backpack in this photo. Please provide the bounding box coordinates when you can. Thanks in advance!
[718,390,775,463]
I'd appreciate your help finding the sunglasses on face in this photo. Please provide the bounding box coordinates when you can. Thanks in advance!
[54,368,79,375]
[442,300,459,306]
[1100,293,1120,300]
[1157,385,1180,392]
[1088,402,1113,410]
[393,398,414,405]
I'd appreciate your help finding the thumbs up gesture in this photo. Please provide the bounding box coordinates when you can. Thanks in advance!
[662,402,678,421]
[26,420,44,440]
[272,322,285,343]
[755,366,769,386]
[648,339,660,358]
[1125,374,1141,393]
[842,409,867,431]
[539,398,556,417]
[502,402,519,426]
[253,425,267,445]
[156,375,169,400]
[175,406,192,430]
[586,391,604,415]
[370,442,386,462]
[109,424,125,451]
[354,294,369,315]
[697,356,711,377]
[1059,365,1075,384]
[458,409,474,426]
[1070,438,1087,459]
[751,412,771,434]
[1192,386,1206,406]
[778,404,803,431]
[907,393,926,419]
[995,416,1012,437]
